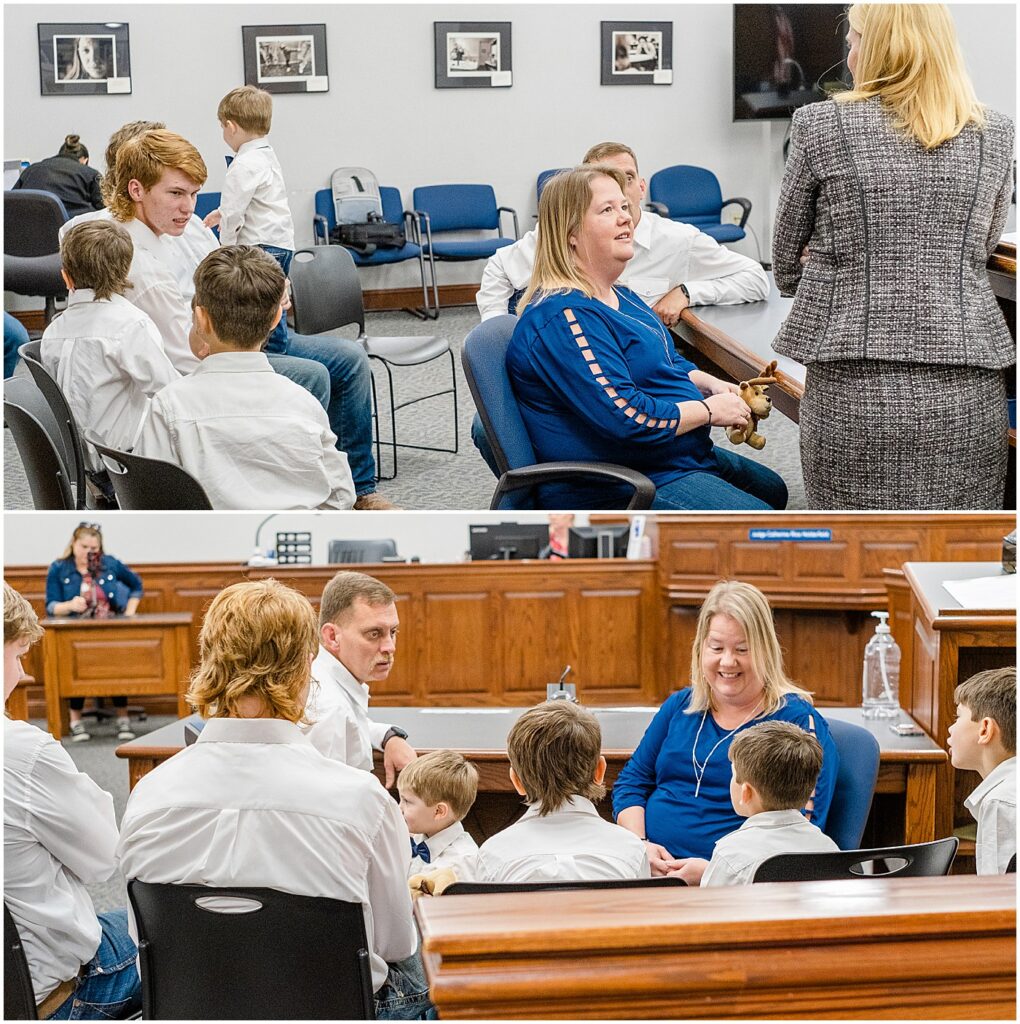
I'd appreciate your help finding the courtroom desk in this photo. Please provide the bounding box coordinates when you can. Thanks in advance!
[415,875,1016,1020]
[41,613,192,740]
[6,675,33,721]
[115,705,943,846]
[894,561,1016,839]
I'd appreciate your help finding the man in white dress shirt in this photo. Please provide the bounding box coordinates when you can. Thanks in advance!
[304,570,418,786]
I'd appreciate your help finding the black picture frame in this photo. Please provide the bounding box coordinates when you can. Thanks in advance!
[601,21,673,86]
[434,22,512,89]
[242,23,328,94]
[38,22,132,96]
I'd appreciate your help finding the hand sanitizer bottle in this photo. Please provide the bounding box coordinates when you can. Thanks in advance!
[861,611,901,718]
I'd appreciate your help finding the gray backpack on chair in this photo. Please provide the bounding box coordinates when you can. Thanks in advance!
[329,166,405,255]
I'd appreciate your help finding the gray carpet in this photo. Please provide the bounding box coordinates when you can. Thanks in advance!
[4,305,806,510]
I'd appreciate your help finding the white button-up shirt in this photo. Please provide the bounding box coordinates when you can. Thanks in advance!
[476,210,769,319]
[965,756,1017,875]
[4,718,119,1001]
[135,351,354,509]
[40,289,179,469]
[408,820,479,881]
[477,795,650,883]
[701,808,840,887]
[116,718,417,992]
[218,139,295,249]
[303,646,394,770]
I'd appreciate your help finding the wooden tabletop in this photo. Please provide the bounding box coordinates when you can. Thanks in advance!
[40,612,193,628]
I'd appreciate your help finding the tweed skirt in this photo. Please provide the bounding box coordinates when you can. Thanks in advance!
[800,361,1008,510]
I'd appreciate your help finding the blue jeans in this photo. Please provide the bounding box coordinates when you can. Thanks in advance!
[48,910,141,1020]
[258,245,293,351]
[472,412,501,477]
[5,310,29,378]
[375,949,435,1019]
[265,352,330,411]
[651,447,788,510]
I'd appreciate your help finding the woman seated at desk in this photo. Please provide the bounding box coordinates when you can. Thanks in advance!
[612,580,838,883]
[45,522,143,742]
[507,166,788,511]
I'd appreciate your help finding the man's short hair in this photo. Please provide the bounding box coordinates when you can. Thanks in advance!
[507,700,605,816]
[318,571,396,628]
[728,721,823,812]
[61,220,133,300]
[397,749,479,820]
[4,582,44,647]
[955,667,1016,755]
[218,86,273,135]
[107,128,206,222]
[582,141,639,172]
[192,245,285,350]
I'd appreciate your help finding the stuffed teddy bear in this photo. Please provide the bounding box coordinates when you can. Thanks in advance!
[726,360,778,450]
[408,867,459,900]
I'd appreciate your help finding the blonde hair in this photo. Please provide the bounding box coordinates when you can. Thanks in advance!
[187,579,317,723]
[193,246,285,349]
[397,749,479,820]
[517,165,628,314]
[107,129,207,222]
[729,721,823,811]
[318,571,396,628]
[687,580,813,716]
[60,523,104,560]
[4,582,44,647]
[507,700,605,815]
[955,667,1016,756]
[218,86,273,135]
[582,141,639,173]
[838,4,984,149]
[61,220,133,300]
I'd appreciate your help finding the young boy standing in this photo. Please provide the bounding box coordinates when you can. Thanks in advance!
[948,667,1016,875]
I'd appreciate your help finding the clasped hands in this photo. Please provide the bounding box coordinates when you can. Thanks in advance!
[644,841,710,886]
[688,370,751,430]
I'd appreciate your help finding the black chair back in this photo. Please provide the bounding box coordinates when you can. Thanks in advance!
[4,385,75,509]
[4,904,38,1020]
[4,190,68,257]
[752,837,959,883]
[1006,852,1016,874]
[89,438,213,510]
[445,876,686,895]
[327,539,398,563]
[128,881,375,1020]
[290,246,366,336]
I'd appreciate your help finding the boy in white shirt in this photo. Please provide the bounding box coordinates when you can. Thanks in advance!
[948,667,1016,875]
[135,245,354,509]
[41,220,178,486]
[398,749,480,887]
[477,701,649,883]
[695,721,838,887]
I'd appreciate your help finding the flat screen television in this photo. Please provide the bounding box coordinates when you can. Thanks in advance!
[733,4,850,121]
[469,522,549,560]
[567,525,630,559]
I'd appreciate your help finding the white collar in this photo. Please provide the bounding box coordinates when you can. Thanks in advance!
[312,644,370,709]
[121,215,170,253]
[196,717,313,746]
[65,287,107,307]
[191,351,274,374]
[413,820,466,856]
[236,137,270,156]
[632,210,653,252]
[965,756,1017,810]
[737,809,810,831]
[519,794,601,822]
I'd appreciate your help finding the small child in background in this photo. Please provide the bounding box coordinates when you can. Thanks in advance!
[203,85,294,350]
[398,749,480,892]
[697,721,838,886]
[948,667,1016,875]
[477,701,649,883]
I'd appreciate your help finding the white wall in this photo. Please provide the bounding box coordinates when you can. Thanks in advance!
[6,3,1013,295]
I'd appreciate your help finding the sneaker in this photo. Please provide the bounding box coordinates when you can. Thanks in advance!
[354,492,399,511]
[116,718,136,741]
[69,721,91,743]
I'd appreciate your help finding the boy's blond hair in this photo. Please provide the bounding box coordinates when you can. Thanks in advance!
[4,582,44,646]
[955,667,1016,755]
[61,220,134,300]
[397,749,479,820]
[193,245,285,349]
[507,700,605,816]
[728,721,823,812]
[318,571,396,628]
[107,129,207,222]
[218,86,273,135]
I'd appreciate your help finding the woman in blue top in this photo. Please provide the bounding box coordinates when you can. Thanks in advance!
[613,580,838,884]
[506,165,787,510]
[45,522,144,742]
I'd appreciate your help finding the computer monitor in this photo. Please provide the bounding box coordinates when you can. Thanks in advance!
[567,525,630,559]
[469,522,549,560]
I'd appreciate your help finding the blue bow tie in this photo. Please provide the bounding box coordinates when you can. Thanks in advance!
[410,838,431,864]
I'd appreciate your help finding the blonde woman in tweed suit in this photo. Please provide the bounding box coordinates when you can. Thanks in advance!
[772,4,1014,510]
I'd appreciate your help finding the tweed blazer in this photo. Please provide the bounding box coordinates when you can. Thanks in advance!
[772,97,1014,368]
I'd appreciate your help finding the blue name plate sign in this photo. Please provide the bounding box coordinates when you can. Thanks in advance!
[748,528,833,542]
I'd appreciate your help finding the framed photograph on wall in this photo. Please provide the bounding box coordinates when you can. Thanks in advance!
[601,21,673,86]
[242,23,328,94]
[434,22,512,89]
[38,22,131,95]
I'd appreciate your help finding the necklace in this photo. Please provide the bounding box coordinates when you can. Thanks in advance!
[690,699,764,798]
[614,287,674,362]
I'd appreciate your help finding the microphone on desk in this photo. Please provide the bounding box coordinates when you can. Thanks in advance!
[547,665,577,702]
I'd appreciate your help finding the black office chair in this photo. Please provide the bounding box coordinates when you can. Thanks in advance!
[4,189,69,323]
[88,438,213,510]
[327,539,398,564]
[127,881,376,1020]
[4,904,38,1020]
[445,877,686,895]
[1006,852,1016,874]
[4,380,75,509]
[752,837,959,883]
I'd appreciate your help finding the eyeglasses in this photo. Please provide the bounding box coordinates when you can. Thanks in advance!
[77,521,101,531]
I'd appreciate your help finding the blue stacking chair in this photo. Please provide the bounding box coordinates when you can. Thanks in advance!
[536,168,567,203]
[821,718,881,850]
[193,191,221,238]
[461,315,655,510]
[411,184,519,319]
[647,164,751,243]
[313,185,432,319]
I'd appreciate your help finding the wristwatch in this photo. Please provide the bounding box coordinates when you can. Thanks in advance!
[679,283,690,301]
[381,725,409,747]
